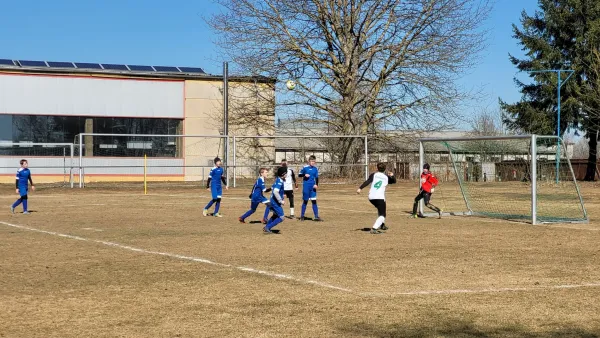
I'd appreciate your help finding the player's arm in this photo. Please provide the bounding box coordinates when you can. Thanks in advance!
[298,167,305,177]
[291,169,298,188]
[272,186,284,205]
[387,173,397,184]
[357,173,374,193]
[206,177,212,189]
[28,173,35,190]
[220,176,227,185]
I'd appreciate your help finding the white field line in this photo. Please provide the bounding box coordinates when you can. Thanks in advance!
[0,220,352,294]
[2,220,600,297]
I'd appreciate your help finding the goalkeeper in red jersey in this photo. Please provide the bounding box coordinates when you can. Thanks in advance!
[411,163,442,219]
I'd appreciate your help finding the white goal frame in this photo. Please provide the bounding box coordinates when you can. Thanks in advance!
[419,134,588,225]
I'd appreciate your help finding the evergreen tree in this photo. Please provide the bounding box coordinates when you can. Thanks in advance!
[500,0,600,180]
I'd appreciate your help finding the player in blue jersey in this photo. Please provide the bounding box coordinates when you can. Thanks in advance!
[238,168,272,223]
[203,157,228,217]
[10,159,35,214]
[298,155,322,221]
[264,166,288,233]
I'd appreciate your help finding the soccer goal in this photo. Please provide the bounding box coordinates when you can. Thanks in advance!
[231,135,369,188]
[0,142,74,187]
[74,133,229,189]
[419,135,588,224]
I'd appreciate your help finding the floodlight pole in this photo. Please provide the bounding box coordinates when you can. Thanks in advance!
[223,62,229,186]
[526,69,574,183]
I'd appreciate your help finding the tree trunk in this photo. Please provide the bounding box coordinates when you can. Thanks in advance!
[584,128,598,181]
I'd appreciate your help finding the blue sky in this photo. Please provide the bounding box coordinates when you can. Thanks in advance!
[0,0,540,127]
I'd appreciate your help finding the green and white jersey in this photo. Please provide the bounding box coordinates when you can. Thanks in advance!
[359,171,397,201]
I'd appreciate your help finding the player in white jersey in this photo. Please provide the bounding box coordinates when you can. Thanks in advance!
[281,159,298,218]
[357,162,396,234]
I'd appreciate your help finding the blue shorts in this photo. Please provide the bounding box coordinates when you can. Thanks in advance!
[269,202,284,217]
[250,197,269,211]
[302,185,317,201]
[211,186,223,199]
[18,187,28,197]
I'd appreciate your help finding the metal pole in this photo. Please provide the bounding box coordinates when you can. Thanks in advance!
[233,136,237,188]
[556,74,561,184]
[79,135,83,188]
[419,141,424,215]
[364,136,368,180]
[531,134,537,225]
[70,144,74,188]
[223,62,229,187]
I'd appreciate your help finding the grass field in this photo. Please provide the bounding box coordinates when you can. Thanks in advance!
[1,181,600,337]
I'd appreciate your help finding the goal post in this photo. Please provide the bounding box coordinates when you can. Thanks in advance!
[419,134,588,225]
[74,133,229,189]
[0,142,74,187]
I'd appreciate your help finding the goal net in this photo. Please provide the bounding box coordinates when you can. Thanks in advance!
[419,135,588,224]
[231,135,369,188]
[74,133,228,189]
[0,142,74,187]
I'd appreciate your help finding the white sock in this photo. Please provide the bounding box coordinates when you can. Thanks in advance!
[290,207,294,216]
[373,216,385,229]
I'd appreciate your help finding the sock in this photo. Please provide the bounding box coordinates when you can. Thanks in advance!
[266,217,283,230]
[311,202,319,218]
[240,209,255,220]
[412,201,418,215]
[373,216,385,229]
[263,205,270,220]
[23,200,28,212]
[301,202,308,217]
[290,207,294,216]
[205,200,215,210]
[214,201,221,214]
[12,199,22,208]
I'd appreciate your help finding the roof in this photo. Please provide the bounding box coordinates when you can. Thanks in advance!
[0,58,274,82]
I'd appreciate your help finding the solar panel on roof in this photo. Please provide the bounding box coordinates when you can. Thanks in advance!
[75,62,102,69]
[128,65,154,72]
[178,67,205,73]
[102,64,129,71]
[47,61,76,68]
[153,66,180,72]
[19,60,48,67]
[0,59,15,66]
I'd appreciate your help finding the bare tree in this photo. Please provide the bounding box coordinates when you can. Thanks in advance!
[209,0,491,166]
[468,110,503,137]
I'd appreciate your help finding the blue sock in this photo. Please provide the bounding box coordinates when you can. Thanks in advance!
[266,217,283,230]
[12,199,22,208]
[214,202,221,214]
[240,208,255,220]
[312,202,319,218]
[23,200,28,212]
[204,200,215,210]
[301,203,307,217]
[263,205,271,220]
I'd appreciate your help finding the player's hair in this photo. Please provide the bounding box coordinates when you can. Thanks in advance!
[214,157,221,164]
[20,159,27,165]
[308,155,316,161]
[423,163,430,170]
[377,162,386,172]
[259,167,268,174]
[277,166,287,177]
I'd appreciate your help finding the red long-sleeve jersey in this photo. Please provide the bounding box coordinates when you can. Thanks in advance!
[420,171,438,193]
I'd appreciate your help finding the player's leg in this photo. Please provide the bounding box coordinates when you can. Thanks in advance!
[264,203,284,233]
[240,201,259,223]
[204,186,217,215]
[424,193,442,218]
[21,195,29,214]
[300,185,310,220]
[370,199,385,233]
[284,190,295,218]
[412,190,425,217]
[11,196,23,214]
[262,198,271,223]
[310,189,321,221]
[380,200,388,230]
[213,187,223,217]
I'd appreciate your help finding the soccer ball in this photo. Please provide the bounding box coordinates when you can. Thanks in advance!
[285,80,296,90]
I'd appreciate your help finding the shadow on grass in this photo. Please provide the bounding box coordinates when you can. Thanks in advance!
[338,319,599,338]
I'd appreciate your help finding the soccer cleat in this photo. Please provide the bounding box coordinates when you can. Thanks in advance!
[380,224,388,231]
[238,217,246,223]
[313,217,323,222]
[214,213,223,218]
[261,218,268,224]
[263,227,274,234]
[298,216,305,221]
[202,209,208,217]
[438,210,443,219]
[23,211,30,215]
[370,228,382,234]
[418,213,426,218]
[10,206,15,214]
[409,214,418,219]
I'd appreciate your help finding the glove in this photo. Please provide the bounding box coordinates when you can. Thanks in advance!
[431,188,435,193]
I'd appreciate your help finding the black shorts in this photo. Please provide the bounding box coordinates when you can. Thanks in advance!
[369,199,386,217]
[415,190,432,204]
[284,190,294,199]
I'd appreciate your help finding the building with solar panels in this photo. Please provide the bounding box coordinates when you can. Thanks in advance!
[0,58,275,185]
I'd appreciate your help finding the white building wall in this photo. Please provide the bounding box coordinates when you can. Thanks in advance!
[0,73,184,118]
